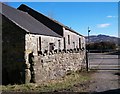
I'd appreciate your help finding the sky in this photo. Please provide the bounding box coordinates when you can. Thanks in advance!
[3,2,118,37]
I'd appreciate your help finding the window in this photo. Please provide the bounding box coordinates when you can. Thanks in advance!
[39,37,41,51]
[64,37,66,50]
[79,38,81,49]
[68,35,70,45]
[58,40,61,50]
[49,43,54,51]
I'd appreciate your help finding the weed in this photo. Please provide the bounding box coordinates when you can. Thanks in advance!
[1,71,92,92]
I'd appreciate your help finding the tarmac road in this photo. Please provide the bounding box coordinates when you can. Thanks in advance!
[89,53,119,70]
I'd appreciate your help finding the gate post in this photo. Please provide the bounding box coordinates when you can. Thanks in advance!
[86,50,89,71]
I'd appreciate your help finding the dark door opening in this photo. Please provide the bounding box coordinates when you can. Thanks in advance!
[49,43,54,52]
[58,40,61,50]
[79,38,81,49]
[39,37,41,51]
[64,37,66,50]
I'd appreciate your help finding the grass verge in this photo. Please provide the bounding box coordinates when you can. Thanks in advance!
[1,71,93,92]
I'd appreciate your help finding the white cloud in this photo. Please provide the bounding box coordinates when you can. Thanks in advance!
[107,15,116,18]
[97,23,111,28]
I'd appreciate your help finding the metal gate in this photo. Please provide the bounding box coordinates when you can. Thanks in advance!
[88,50,120,70]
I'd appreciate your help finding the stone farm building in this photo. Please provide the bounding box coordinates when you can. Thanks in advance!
[1,3,86,85]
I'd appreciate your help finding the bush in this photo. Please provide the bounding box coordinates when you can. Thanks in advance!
[86,41,116,51]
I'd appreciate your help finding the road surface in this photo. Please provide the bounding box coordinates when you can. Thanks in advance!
[87,53,120,93]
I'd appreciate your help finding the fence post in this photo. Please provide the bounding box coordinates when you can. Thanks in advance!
[86,50,89,71]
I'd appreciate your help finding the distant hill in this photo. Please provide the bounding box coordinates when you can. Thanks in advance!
[85,34,120,45]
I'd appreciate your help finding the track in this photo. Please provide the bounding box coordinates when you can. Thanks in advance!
[87,53,120,93]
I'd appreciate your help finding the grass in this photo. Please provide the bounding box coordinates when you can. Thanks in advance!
[1,71,92,92]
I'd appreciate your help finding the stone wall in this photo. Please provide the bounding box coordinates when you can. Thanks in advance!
[63,27,85,50]
[25,33,86,84]
[2,16,26,85]
[25,34,63,55]
[28,51,86,83]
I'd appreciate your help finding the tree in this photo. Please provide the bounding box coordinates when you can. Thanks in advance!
[86,41,116,51]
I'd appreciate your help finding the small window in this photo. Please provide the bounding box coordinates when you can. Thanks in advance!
[49,43,54,51]
[39,37,41,51]
[79,38,81,49]
[58,40,61,50]
[68,35,70,45]
[64,37,66,50]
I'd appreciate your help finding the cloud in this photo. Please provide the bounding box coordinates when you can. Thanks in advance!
[97,23,111,28]
[107,15,116,18]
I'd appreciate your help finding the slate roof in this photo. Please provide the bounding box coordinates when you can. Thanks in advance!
[18,4,83,37]
[52,19,83,36]
[1,3,62,38]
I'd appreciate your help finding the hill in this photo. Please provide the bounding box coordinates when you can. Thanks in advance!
[85,34,120,45]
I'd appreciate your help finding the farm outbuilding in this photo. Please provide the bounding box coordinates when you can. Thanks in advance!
[1,3,86,85]
[18,4,86,51]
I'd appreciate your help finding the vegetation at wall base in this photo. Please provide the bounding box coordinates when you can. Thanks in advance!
[1,71,93,92]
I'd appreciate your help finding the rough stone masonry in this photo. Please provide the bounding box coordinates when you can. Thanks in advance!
[25,50,86,83]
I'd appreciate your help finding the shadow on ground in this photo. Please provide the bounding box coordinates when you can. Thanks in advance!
[106,51,120,55]
[93,88,120,94]
[114,72,120,76]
